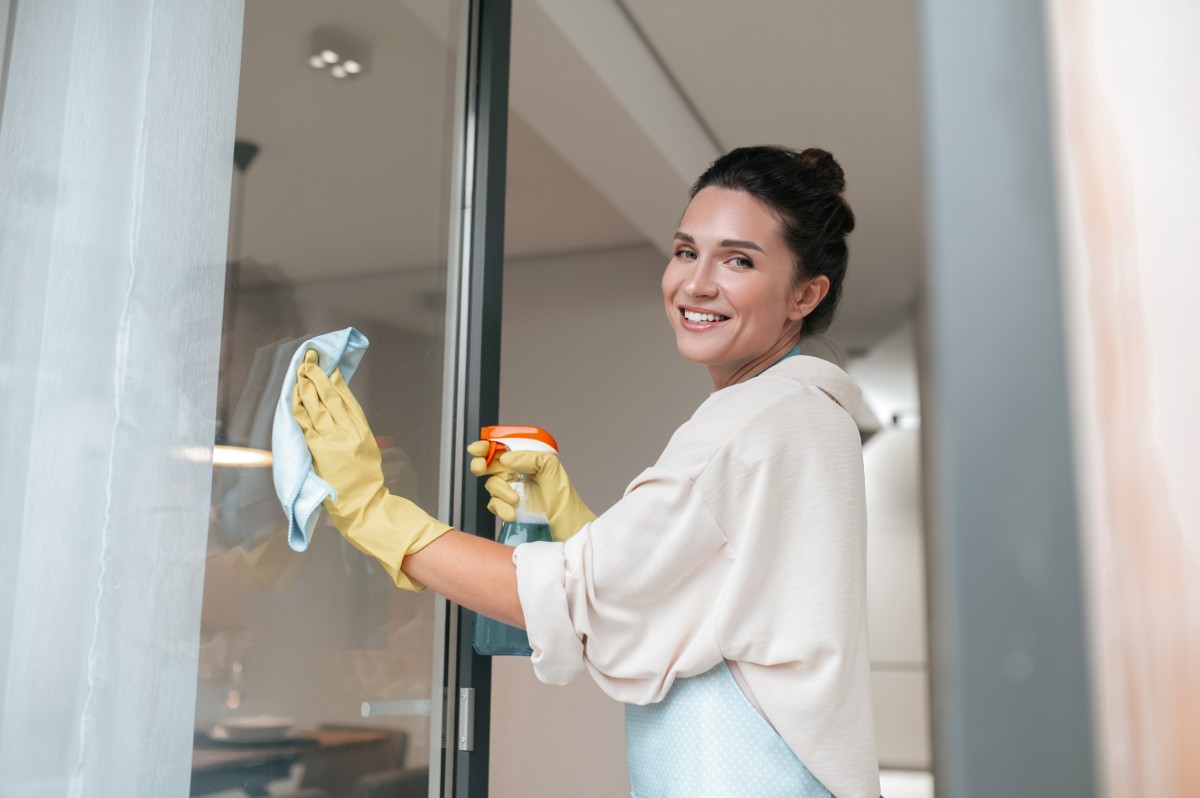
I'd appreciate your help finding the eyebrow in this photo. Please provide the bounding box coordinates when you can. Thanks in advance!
[673,231,766,254]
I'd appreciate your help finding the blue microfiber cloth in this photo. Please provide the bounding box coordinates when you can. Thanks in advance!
[272,328,370,551]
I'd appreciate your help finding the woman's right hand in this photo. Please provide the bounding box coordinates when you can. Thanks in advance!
[467,442,597,542]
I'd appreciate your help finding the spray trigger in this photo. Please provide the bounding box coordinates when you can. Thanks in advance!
[480,425,559,467]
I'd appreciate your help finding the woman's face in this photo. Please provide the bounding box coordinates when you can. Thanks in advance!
[662,187,824,389]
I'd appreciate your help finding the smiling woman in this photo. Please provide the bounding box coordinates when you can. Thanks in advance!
[294,144,881,797]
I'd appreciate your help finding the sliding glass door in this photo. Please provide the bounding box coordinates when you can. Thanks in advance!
[194,2,476,797]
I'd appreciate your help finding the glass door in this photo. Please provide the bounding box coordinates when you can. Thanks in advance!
[193,2,472,796]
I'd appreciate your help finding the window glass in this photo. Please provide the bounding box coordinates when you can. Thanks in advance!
[193,3,466,796]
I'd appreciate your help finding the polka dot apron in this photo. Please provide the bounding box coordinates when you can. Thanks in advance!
[625,661,834,798]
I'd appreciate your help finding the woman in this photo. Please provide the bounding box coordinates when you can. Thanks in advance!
[293,145,880,797]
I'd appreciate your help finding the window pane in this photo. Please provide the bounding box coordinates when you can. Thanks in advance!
[193,3,466,796]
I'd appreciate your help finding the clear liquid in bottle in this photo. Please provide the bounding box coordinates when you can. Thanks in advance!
[472,475,552,656]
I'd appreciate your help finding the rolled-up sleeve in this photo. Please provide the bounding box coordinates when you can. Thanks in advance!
[512,466,732,704]
[513,540,584,685]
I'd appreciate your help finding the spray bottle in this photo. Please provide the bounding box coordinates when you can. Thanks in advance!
[472,425,558,657]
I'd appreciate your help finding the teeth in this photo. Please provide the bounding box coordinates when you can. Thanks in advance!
[683,310,726,323]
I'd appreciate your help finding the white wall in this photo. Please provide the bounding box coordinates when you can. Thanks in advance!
[863,428,932,769]
[852,318,933,770]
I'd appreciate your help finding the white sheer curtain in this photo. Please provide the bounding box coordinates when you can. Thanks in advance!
[0,1,243,795]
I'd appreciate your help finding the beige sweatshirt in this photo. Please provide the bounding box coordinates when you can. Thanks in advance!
[513,356,880,798]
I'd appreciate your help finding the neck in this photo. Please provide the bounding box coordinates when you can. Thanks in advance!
[709,332,801,391]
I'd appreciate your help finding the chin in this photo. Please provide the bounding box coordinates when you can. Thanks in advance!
[674,336,720,366]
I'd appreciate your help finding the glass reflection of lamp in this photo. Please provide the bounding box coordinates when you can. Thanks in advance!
[215,139,273,468]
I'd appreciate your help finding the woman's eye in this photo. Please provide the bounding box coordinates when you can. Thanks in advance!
[674,248,696,260]
[730,256,755,269]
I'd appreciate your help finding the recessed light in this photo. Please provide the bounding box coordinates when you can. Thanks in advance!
[309,26,369,81]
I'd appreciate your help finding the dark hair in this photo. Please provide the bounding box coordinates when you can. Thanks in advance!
[690,145,854,337]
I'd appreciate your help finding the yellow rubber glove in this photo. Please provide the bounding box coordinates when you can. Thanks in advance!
[292,350,450,591]
[467,441,597,542]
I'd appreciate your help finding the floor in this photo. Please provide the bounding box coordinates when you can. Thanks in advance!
[880,769,936,798]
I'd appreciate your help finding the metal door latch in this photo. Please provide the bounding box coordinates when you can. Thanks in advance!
[457,687,475,751]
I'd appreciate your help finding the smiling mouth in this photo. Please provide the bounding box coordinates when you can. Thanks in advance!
[680,307,730,325]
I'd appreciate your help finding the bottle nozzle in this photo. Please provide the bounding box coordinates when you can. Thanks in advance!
[480,425,559,466]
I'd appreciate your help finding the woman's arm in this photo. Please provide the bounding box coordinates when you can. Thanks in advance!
[292,355,524,623]
[405,531,525,628]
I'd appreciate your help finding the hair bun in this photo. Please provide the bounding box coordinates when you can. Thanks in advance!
[797,148,854,234]
[796,148,846,193]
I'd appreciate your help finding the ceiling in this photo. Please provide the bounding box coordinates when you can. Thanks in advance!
[234,0,925,352]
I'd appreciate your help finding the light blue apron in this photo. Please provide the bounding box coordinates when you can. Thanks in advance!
[625,662,834,798]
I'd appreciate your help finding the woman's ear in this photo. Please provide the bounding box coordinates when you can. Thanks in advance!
[789,275,830,321]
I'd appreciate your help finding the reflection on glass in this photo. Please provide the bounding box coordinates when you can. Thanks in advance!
[192,2,465,795]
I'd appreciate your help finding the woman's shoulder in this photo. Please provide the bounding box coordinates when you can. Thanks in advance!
[699,356,860,429]
[655,357,862,474]
[734,355,860,412]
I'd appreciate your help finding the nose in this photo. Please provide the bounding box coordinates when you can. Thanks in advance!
[682,257,718,299]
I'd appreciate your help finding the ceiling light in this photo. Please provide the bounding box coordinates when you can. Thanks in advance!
[213,445,274,468]
[309,25,369,81]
